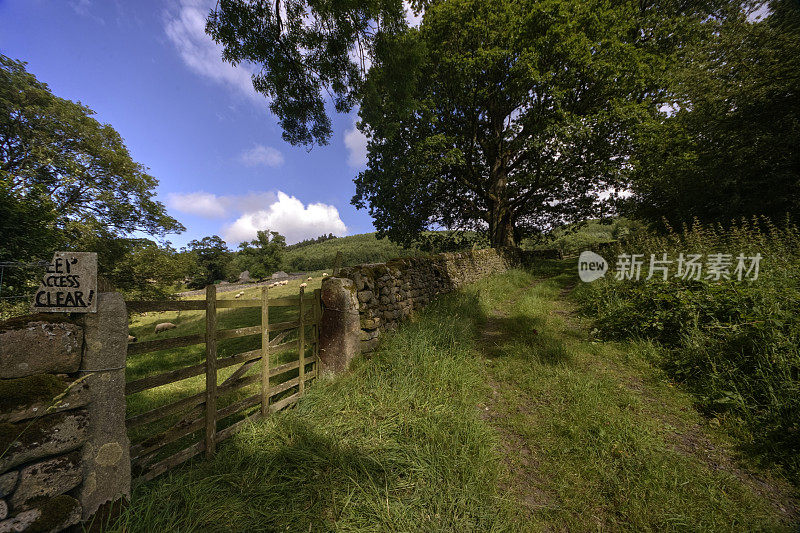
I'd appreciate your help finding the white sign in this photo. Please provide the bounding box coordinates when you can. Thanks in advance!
[32,252,98,313]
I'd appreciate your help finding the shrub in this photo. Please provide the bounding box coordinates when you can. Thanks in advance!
[576,218,800,482]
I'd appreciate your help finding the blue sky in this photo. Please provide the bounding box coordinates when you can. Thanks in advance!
[0,0,388,248]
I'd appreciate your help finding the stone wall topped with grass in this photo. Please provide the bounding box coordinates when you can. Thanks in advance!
[0,294,130,532]
[319,248,524,372]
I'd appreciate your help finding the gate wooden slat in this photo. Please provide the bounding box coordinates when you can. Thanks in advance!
[270,376,300,397]
[269,319,300,333]
[216,373,259,396]
[267,296,300,307]
[217,349,260,371]
[298,286,306,395]
[130,416,205,461]
[270,391,301,413]
[127,300,206,312]
[126,283,324,483]
[217,394,260,421]
[214,410,260,443]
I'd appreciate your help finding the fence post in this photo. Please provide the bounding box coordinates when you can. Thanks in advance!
[313,288,321,377]
[298,286,305,395]
[260,286,270,416]
[204,284,217,458]
[333,250,343,276]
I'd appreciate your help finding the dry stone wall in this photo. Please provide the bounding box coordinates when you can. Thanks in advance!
[0,294,130,532]
[319,248,523,371]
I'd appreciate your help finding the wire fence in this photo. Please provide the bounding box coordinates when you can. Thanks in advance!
[0,260,49,320]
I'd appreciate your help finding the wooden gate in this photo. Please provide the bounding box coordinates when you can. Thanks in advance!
[124,285,321,484]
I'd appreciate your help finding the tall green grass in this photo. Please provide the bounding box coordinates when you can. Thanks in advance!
[576,218,800,482]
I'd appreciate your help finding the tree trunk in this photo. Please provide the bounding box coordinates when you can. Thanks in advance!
[488,198,517,248]
[488,168,517,248]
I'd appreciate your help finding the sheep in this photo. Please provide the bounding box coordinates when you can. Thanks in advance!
[128,335,137,343]
[300,282,307,289]
[307,276,313,281]
[322,273,328,277]
[154,322,177,334]
[234,291,244,299]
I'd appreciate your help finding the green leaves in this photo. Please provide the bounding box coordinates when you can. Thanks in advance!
[629,2,800,226]
[0,55,184,242]
[207,0,409,146]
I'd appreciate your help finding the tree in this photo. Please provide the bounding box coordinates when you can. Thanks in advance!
[0,183,57,295]
[227,230,286,280]
[209,0,728,247]
[72,230,191,299]
[628,1,800,226]
[186,236,231,288]
[356,0,734,246]
[0,55,184,244]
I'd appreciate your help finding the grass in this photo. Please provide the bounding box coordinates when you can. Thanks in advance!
[111,263,797,531]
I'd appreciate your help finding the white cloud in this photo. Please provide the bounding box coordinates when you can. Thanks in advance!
[344,119,368,168]
[239,144,285,167]
[167,191,279,219]
[167,191,228,218]
[168,190,347,244]
[223,192,347,244]
[71,0,105,24]
[164,0,260,102]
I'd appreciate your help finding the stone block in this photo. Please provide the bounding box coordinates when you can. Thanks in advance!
[0,508,39,533]
[357,290,373,303]
[77,293,131,520]
[0,495,80,533]
[319,278,361,374]
[11,451,82,511]
[361,317,381,329]
[0,409,88,474]
[0,472,18,499]
[0,375,91,424]
[360,338,379,353]
[0,320,83,379]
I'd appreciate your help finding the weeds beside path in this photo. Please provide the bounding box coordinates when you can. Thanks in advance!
[475,264,798,531]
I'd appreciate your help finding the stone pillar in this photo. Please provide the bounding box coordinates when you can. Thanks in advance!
[318,278,361,373]
[77,293,130,520]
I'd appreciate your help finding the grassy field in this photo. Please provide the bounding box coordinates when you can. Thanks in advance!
[283,232,419,271]
[110,264,798,531]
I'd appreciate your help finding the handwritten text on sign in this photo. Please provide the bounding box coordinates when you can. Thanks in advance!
[32,252,98,313]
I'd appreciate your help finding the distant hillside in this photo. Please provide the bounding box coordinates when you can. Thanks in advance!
[521,218,645,256]
[283,233,420,271]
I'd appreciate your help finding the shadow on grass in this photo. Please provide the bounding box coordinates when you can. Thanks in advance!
[480,312,572,366]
